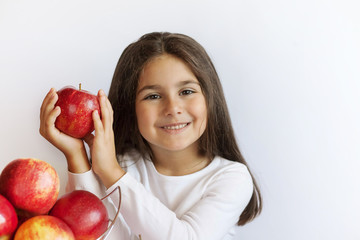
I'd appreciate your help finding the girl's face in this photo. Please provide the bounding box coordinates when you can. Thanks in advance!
[135,54,207,154]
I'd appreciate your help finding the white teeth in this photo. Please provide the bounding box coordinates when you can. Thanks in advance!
[163,123,188,130]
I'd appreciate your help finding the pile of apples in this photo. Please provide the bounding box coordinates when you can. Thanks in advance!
[0,158,109,240]
[0,85,110,239]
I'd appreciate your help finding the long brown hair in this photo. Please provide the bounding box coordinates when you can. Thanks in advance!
[108,32,262,225]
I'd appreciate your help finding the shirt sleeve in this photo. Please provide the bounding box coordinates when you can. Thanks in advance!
[66,169,106,198]
[106,164,254,240]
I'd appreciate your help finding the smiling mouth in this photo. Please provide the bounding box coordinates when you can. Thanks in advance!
[162,123,189,130]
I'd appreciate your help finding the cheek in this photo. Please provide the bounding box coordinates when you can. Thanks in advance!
[136,104,154,135]
[191,97,207,131]
[135,104,146,134]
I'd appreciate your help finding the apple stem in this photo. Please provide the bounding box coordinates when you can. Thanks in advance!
[79,83,82,91]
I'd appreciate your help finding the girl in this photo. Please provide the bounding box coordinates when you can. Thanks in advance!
[40,32,262,240]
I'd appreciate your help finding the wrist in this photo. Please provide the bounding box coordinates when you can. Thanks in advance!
[65,147,91,173]
[98,163,126,189]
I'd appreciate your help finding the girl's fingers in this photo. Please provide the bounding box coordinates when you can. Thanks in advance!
[40,88,55,120]
[40,88,55,108]
[105,93,114,123]
[40,88,60,138]
[98,90,113,131]
[42,98,59,130]
[47,106,61,128]
[40,88,58,121]
[92,110,104,134]
[40,106,61,139]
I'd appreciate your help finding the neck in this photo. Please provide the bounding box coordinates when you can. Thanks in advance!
[150,146,211,176]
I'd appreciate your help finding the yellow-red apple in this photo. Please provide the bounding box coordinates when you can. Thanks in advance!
[14,215,75,240]
[0,158,59,215]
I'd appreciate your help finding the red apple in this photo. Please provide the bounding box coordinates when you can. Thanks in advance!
[49,190,109,240]
[0,194,18,238]
[14,215,75,240]
[55,84,100,138]
[0,158,59,215]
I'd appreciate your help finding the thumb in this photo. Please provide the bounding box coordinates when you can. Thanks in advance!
[83,133,94,147]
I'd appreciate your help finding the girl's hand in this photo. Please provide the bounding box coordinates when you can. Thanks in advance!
[84,90,125,188]
[39,88,90,173]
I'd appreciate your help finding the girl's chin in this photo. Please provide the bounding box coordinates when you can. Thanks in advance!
[149,141,199,154]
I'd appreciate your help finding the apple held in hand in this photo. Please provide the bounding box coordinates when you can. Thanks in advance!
[55,84,101,138]
[0,158,59,215]
[14,215,75,240]
[50,190,109,240]
[0,194,18,238]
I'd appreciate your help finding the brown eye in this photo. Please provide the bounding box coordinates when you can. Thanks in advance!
[144,94,161,100]
[180,89,194,96]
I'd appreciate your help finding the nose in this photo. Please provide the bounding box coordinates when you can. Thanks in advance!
[164,96,182,116]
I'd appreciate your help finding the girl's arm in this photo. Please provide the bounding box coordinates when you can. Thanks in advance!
[82,90,126,187]
[39,88,90,173]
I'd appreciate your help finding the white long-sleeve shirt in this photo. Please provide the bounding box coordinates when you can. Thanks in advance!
[66,151,253,240]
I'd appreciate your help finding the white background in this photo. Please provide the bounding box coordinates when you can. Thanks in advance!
[1,0,359,239]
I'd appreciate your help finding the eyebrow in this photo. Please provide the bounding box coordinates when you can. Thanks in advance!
[137,80,200,95]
